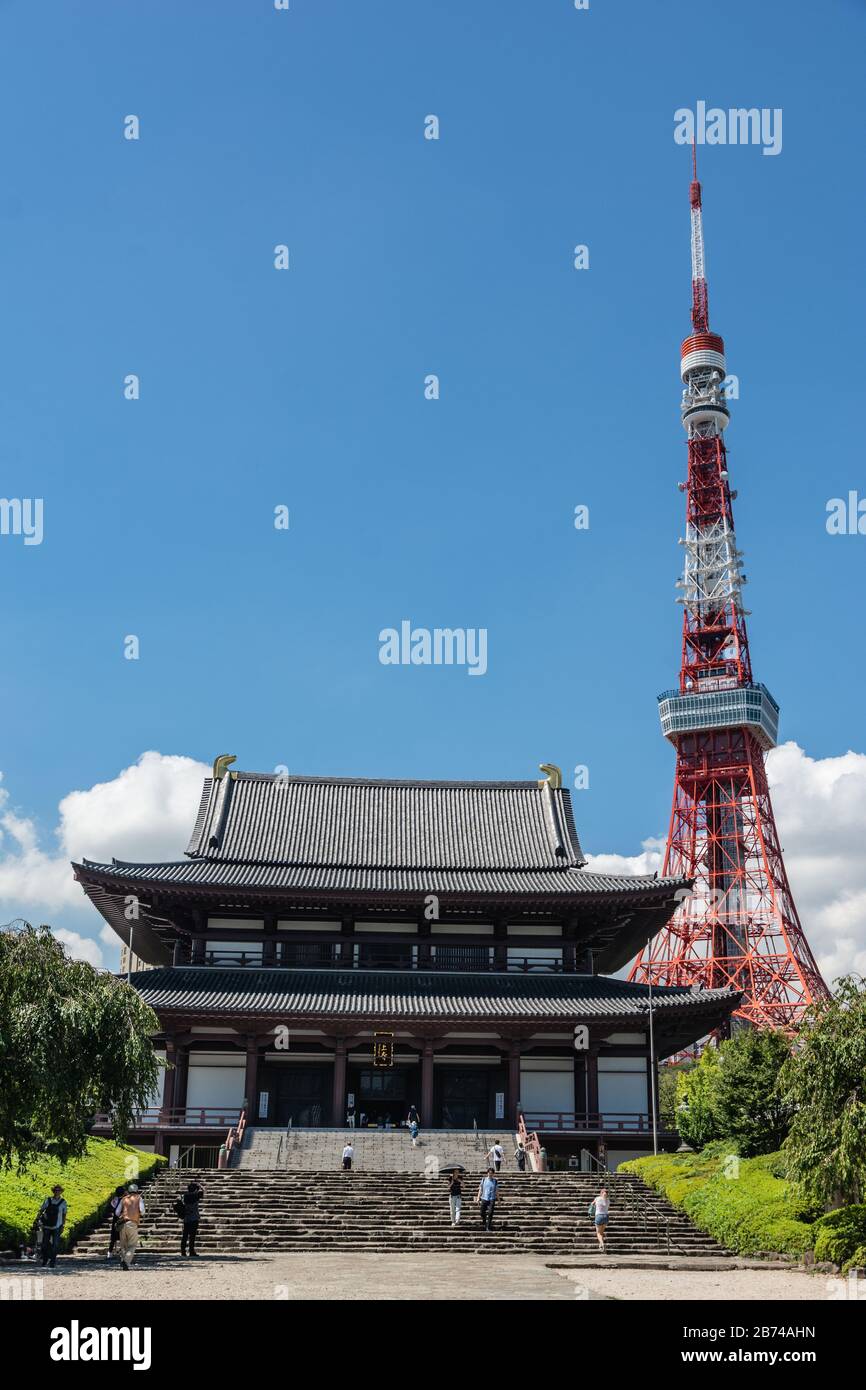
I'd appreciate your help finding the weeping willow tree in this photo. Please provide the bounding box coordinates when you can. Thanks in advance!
[0,921,160,1170]
[780,975,866,1206]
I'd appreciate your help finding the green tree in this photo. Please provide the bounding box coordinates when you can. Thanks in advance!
[658,1061,690,1129]
[780,974,866,1206]
[0,922,160,1170]
[676,1044,722,1150]
[713,1028,792,1156]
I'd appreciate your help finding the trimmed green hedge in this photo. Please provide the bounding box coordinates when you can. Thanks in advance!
[0,1139,166,1252]
[811,1206,866,1271]
[621,1143,821,1257]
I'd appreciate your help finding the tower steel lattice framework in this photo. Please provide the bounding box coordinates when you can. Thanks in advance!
[629,152,828,1032]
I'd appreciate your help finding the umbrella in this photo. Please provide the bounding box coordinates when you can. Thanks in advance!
[439,1163,467,1174]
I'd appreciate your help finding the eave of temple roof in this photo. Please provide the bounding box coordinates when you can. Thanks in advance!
[128,965,740,1025]
[74,856,683,898]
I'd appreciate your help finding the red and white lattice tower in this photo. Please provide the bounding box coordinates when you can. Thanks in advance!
[629,151,829,1032]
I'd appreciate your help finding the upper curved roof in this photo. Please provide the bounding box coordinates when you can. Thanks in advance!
[183,772,588,872]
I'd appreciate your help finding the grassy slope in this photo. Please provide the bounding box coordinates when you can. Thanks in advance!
[0,1138,165,1251]
[621,1145,822,1257]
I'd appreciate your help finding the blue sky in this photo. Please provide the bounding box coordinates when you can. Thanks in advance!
[1,1,864,962]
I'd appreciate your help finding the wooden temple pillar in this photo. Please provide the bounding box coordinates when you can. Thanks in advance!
[493,919,508,972]
[332,1037,347,1126]
[420,1040,435,1129]
[506,1039,522,1124]
[586,1046,600,1121]
[243,1035,259,1121]
[262,916,278,968]
[174,1044,189,1115]
[160,1035,177,1118]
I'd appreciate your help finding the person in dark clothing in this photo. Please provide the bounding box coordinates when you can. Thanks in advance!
[448,1170,463,1226]
[180,1181,204,1257]
[514,1143,527,1173]
[39,1185,68,1270]
[107,1184,126,1260]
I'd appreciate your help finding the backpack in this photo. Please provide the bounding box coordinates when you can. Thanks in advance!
[173,1199,186,1220]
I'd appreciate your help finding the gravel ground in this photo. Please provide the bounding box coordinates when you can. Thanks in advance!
[6,1253,843,1302]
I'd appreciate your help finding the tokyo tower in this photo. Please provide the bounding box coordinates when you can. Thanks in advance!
[629,151,829,1031]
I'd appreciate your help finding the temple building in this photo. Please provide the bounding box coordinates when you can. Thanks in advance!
[74,759,739,1168]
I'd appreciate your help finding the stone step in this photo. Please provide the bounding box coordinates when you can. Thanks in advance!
[71,1164,728,1259]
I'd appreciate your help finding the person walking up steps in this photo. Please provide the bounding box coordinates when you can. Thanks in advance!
[514,1142,527,1173]
[117,1183,145,1271]
[38,1185,67,1271]
[341,1140,355,1171]
[448,1170,463,1226]
[475,1168,500,1231]
[180,1180,204,1257]
[589,1185,609,1252]
[487,1140,504,1172]
[106,1185,125,1260]
[408,1118,420,1148]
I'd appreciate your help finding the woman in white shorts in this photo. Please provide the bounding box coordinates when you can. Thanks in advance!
[590,1186,609,1251]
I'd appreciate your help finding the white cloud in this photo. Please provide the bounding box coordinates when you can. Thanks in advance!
[585,741,866,987]
[0,752,209,965]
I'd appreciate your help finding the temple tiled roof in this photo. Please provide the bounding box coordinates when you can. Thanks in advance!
[129,965,737,1024]
[184,773,588,871]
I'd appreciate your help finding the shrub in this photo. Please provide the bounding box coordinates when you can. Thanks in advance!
[622,1148,819,1257]
[811,1205,866,1267]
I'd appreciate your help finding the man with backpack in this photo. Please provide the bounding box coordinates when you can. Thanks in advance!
[177,1180,204,1257]
[106,1184,126,1261]
[38,1185,68,1270]
[487,1140,504,1171]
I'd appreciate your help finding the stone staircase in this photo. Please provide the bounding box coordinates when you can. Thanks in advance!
[240,1126,499,1173]
[72,1165,730,1258]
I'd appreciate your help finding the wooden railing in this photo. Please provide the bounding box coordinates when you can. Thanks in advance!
[90,1108,243,1131]
[197,949,578,973]
[516,1111,544,1172]
[522,1111,669,1134]
[220,1109,247,1168]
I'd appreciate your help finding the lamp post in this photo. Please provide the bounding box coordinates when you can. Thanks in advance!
[647,936,658,1156]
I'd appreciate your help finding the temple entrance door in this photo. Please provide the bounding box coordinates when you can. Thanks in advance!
[435,1067,493,1128]
[349,1065,414,1127]
[267,1065,331,1127]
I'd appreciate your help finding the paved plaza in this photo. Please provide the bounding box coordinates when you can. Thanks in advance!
[7,1253,843,1302]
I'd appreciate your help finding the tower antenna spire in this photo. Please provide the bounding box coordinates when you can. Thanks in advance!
[689,142,709,332]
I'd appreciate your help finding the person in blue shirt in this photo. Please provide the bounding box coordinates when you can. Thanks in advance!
[475,1168,500,1231]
